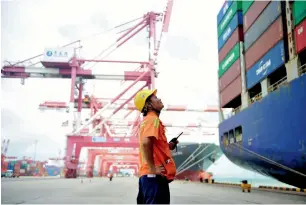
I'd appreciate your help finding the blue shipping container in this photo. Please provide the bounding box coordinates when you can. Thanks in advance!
[246,40,285,89]
[218,11,243,51]
[7,163,14,170]
[217,0,234,25]
[244,1,282,51]
[45,166,60,176]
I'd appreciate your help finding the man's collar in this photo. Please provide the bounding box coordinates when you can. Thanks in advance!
[147,111,158,117]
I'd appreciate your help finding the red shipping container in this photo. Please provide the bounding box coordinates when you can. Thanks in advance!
[219,58,241,91]
[218,27,244,63]
[295,18,306,54]
[245,16,284,71]
[220,75,242,107]
[243,0,271,33]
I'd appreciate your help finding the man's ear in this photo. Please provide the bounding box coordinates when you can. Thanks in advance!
[145,102,152,110]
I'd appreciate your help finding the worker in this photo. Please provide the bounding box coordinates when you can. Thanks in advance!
[134,89,179,204]
[109,172,113,181]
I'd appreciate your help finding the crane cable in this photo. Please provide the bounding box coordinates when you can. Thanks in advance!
[233,143,306,178]
[4,16,144,68]
[82,16,146,69]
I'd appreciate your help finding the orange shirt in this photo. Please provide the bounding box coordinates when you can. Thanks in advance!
[138,112,176,180]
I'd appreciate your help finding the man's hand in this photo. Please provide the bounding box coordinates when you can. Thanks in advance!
[169,140,179,150]
[149,165,166,175]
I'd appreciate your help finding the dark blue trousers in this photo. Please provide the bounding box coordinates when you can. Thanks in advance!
[137,175,170,204]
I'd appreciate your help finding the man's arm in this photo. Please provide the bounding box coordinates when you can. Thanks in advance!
[142,137,155,172]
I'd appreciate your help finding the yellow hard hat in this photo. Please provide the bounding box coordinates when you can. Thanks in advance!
[134,89,157,112]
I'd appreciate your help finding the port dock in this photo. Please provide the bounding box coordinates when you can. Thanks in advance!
[2,177,305,204]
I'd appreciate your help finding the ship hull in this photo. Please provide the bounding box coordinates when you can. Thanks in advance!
[172,143,222,181]
[219,74,306,188]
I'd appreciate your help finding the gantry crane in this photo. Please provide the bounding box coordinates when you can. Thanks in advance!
[1,0,176,178]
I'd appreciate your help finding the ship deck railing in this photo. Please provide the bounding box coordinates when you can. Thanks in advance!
[267,76,288,93]
[248,92,263,105]
[298,63,306,76]
[232,106,241,114]
[222,63,306,121]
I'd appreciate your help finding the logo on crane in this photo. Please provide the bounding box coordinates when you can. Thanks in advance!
[45,50,69,58]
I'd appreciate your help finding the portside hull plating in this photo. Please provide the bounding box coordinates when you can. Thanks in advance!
[219,74,306,188]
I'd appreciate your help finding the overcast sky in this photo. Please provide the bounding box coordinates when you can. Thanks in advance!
[1,0,268,178]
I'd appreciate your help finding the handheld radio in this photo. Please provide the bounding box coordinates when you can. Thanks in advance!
[169,132,183,152]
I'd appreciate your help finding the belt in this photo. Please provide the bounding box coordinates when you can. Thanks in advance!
[144,174,172,183]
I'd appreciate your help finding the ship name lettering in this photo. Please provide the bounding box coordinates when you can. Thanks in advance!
[256,59,271,76]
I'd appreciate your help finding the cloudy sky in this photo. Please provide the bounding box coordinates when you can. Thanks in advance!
[1,0,266,178]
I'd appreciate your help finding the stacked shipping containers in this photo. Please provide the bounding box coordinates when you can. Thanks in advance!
[244,1,287,90]
[217,0,243,107]
[293,1,306,55]
[217,0,296,108]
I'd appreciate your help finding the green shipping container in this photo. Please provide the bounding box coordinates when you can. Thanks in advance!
[218,43,240,78]
[217,1,243,37]
[293,1,306,26]
[242,0,254,15]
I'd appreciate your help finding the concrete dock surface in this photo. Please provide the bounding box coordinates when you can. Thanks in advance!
[2,177,306,204]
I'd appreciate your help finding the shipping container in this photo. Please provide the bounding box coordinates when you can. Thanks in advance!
[217,0,234,25]
[245,16,284,71]
[45,165,61,176]
[243,1,271,33]
[242,0,254,15]
[292,1,306,27]
[220,75,242,107]
[219,43,240,78]
[218,1,242,37]
[219,58,241,91]
[219,27,243,62]
[246,40,285,89]
[218,11,243,51]
[244,1,282,51]
[295,18,306,54]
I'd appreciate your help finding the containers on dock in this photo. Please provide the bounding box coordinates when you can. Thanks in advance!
[45,165,60,176]
[246,40,286,89]
[243,1,270,33]
[7,161,16,170]
[244,1,282,51]
[295,18,306,54]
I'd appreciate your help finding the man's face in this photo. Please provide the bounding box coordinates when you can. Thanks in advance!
[149,95,164,111]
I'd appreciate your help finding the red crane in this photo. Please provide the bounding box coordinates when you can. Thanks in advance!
[2,1,219,179]
[86,148,139,177]
[1,0,175,178]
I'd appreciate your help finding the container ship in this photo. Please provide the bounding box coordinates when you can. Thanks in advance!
[172,143,223,181]
[216,0,306,188]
